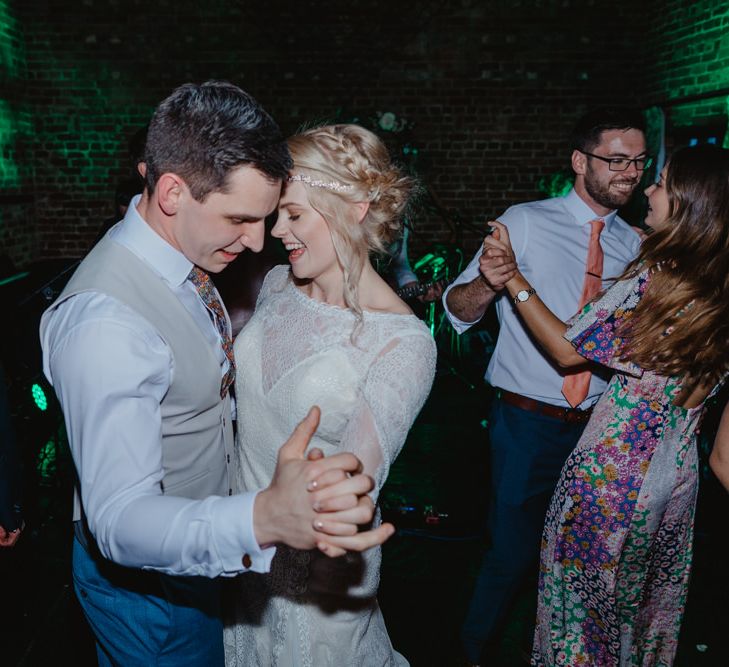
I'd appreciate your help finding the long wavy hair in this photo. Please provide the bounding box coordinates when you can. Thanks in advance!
[286,124,416,321]
[618,144,729,394]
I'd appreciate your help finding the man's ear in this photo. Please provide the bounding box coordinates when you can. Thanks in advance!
[156,173,184,216]
[354,201,370,223]
[571,149,587,176]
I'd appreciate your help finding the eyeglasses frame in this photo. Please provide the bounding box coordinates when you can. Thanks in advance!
[580,151,654,172]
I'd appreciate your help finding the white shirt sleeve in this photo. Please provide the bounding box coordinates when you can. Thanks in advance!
[442,206,529,334]
[42,292,274,577]
[441,247,484,333]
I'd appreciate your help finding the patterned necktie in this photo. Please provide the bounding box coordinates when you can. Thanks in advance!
[187,267,235,399]
[562,218,605,408]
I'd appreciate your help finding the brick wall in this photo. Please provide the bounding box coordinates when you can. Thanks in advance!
[0,0,38,271]
[2,0,727,271]
[643,0,729,147]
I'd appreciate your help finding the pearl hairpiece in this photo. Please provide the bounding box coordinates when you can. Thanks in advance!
[288,173,353,193]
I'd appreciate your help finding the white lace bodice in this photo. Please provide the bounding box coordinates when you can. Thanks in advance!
[234,264,436,497]
[224,265,436,666]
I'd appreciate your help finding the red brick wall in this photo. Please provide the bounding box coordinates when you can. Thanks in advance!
[3,1,726,271]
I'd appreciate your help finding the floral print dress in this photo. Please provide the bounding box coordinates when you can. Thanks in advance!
[531,269,726,666]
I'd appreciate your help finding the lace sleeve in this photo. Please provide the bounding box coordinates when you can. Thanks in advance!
[339,328,436,498]
[564,270,649,376]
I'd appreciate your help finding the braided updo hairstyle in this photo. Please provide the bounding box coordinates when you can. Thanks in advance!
[287,124,416,320]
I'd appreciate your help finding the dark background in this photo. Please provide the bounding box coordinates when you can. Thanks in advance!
[2,1,729,665]
[1,0,728,267]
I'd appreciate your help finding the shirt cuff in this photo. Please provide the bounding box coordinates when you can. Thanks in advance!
[442,285,481,333]
[214,491,276,575]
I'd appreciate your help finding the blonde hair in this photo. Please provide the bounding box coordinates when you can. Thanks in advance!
[617,145,729,393]
[286,124,416,321]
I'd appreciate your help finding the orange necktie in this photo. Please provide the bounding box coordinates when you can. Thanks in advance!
[562,218,605,408]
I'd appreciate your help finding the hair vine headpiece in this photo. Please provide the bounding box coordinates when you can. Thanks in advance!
[288,173,353,193]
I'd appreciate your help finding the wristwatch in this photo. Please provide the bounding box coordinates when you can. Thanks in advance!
[513,288,536,305]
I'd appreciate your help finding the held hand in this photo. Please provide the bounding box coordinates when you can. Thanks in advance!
[254,407,393,557]
[480,221,518,289]
[307,446,395,557]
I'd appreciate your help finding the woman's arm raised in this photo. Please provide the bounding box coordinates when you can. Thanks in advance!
[484,221,587,369]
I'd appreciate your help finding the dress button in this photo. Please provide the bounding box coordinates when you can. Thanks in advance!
[242,553,252,568]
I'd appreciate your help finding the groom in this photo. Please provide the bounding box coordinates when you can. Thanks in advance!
[40,81,393,666]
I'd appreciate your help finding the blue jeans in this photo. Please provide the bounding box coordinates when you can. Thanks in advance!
[461,398,587,663]
[72,536,224,666]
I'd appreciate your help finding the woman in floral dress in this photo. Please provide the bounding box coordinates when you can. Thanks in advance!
[483,144,729,666]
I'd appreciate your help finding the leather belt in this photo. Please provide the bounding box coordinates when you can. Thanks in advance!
[498,389,593,424]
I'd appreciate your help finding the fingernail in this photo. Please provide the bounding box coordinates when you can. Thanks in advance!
[318,542,328,553]
[314,520,324,530]
[312,501,322,512]
[307,480,318,491]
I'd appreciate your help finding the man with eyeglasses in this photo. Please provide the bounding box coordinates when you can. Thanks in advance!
[443,108,648,666]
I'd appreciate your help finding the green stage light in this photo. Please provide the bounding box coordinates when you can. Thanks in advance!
[37,439,57,480]
[538,171,574,198]
[31,383,48,411]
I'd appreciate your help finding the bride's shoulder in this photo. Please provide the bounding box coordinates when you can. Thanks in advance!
[260,264,291,293]
[369,295,412,316]
[359,275,413,317]
[252,264,291,310]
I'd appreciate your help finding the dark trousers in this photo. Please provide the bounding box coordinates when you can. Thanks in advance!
[461,398,587,663]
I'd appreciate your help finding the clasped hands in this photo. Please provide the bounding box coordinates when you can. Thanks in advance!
[254,406,394,558]
[479,220,519,291]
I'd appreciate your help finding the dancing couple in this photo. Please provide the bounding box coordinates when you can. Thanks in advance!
[41,81,436,666]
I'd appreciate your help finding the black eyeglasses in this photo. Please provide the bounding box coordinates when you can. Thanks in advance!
[581,151,653,172]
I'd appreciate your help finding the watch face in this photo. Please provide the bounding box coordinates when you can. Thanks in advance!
[516,289,529,302]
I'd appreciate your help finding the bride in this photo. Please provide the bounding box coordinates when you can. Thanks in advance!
[224,124,437,666]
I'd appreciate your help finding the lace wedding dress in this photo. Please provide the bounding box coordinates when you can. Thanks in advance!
[223,265,437,667]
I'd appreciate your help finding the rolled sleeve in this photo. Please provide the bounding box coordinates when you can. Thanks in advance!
[442,249,483,333]
[442,207,527,334]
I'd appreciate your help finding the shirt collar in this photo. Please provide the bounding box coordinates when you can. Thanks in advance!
[111,194,194,287]
[563,188,618,231]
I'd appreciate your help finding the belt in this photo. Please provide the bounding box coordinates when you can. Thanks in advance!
[498,389,593,424]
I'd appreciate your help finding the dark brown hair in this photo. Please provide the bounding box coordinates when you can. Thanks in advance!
[144,81,292,201]
[618,145,729,393]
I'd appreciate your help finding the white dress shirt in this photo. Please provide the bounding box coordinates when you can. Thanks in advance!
[443,188,641,409]
[41,196,274,577]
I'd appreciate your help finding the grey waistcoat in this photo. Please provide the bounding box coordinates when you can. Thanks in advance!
[48,235,234,522]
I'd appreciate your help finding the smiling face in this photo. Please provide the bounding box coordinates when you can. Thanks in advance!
[574,128,647,214]
[644,166,671,232]
[171,165,281,273]
[271,180,342,285]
